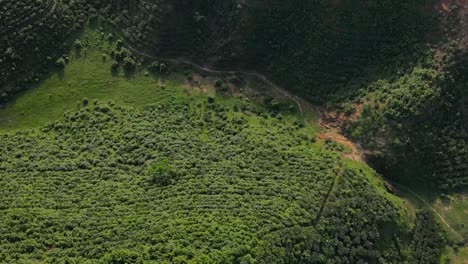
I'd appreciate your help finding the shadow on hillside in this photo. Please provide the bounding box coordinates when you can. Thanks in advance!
[149,0,441,105]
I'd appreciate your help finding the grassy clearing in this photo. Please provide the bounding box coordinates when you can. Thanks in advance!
[434,195,468,240]
[443,246,468,264]
[0,28,205,132]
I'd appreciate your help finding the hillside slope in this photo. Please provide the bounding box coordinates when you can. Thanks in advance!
[0,97,415,263]
[0,0,465,263]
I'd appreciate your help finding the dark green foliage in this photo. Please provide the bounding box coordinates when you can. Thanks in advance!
[258,168,410,263]
[74,39,82,50]
[0,0,79,101]
[148,60,167,73]
[214,79,228,92]
[264,96,280,111]
[123,56,137,72]
[146,0,435,101]
[348,51,468,191]
[111,60,120,71]
[410,210,445,263]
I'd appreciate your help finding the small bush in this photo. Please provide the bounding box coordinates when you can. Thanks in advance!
[147,159,175,186]
[101,249,142,264]
[55,57,66,68]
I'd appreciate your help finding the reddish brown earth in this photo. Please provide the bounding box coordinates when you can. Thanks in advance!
[318,131,364,162]
[318,102,366,162]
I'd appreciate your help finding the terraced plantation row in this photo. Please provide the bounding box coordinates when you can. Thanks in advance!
[0,96,419,263]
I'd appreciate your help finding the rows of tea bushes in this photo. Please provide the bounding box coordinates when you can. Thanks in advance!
[0,97,421,263]
[259,171,447,264]
[259,167,410,263]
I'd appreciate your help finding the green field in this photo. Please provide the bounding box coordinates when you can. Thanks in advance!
[435,195,468,240]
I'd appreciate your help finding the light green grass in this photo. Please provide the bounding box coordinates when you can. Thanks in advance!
[0,28,201,131]
[434,195,468,240]
[442,246,468,264]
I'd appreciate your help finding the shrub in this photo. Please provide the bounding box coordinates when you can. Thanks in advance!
[111,60,120,71]
[74,40,82,50]
[147,158,175,186]
[123,56,136,72]
[101,249,142,264]
[207,96,215,104]
[55,57,66,68]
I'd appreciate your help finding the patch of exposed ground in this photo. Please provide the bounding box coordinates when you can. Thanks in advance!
[317,103,366,161]
[319,102,364,129]
[436,0,467,54]
[319,131,363,162]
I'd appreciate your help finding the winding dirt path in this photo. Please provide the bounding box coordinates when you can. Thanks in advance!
[121,45,305,116]
[386,179,465,241]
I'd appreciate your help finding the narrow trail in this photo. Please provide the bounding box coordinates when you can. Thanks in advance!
[122,44,305,117]
[386,179,465,241]
[314,168,342,225]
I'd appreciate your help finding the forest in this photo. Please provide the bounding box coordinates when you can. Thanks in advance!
[0,0,466,263]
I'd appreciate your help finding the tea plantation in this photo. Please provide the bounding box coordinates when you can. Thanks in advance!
[0,97,421,263]
[0,0,466,263]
